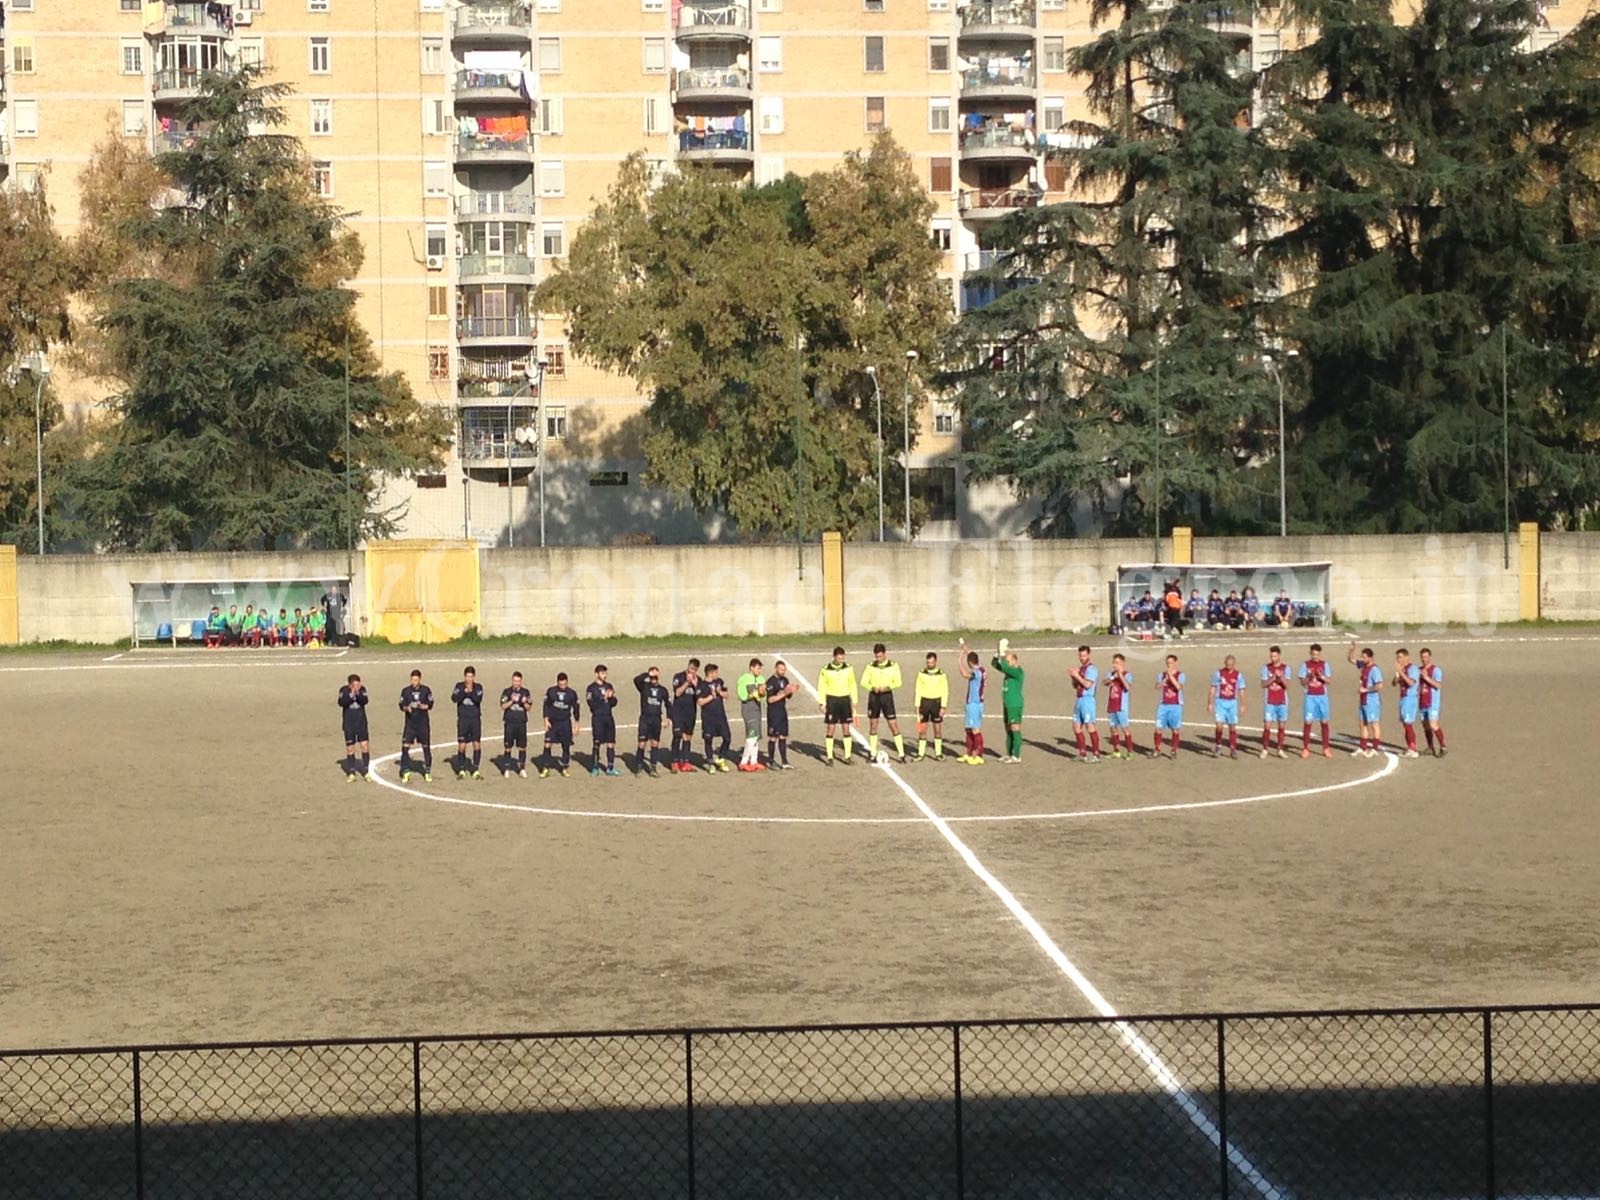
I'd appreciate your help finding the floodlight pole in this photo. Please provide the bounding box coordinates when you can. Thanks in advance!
[344,328,353,581]
[1502,322,1510,570]
[19,352,50,555]
[904,350,917,540]
[1152,345,1162,564]
[867,366,883,542]
[507,386,515,550]
[536,358,549,549]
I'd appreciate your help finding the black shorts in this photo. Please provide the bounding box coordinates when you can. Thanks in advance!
[867,693,896,721]
[592,718,617,744]
[342,715,369,744]
[824,696,853,725]
[402,717,430,745]
[545,721,573,746]
[767,705,790,738]
[918,698,943,724]
[671,706,697,737]
[638,716,663,743]
[703,717,731,742]
[503,720,528,750]
[457,716,482,743]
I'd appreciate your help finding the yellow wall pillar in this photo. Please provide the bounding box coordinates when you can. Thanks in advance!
[0,545,17,646]
[1170,526,1194,566]
[1519,522,1540,621]
[822,531,845,635]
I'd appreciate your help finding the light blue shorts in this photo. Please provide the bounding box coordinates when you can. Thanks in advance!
[1156,704,1183,731]
[1304,695,1330,724]
[964,702,984,729]
[1399,698,1420,724]
[1213,699,1239,727]
[1423,702,1441,722]
[1074,698,1098,726]
[1359,698,1381,725]
[1107,710,1130,729]
[1263,703,1289,725]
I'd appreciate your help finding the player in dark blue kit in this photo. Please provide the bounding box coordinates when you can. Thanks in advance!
[765,659,798,770]
[669,658,702,773]
[398,669,434,783]
[337,673,370,781]
[450,666,485,780]
[499,670,534,779]
[633,667,671,776]
[697,664,734,773]
[540,672,582,778]
[587,664,621,777]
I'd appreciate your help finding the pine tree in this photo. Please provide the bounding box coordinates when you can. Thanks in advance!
[71,68,449,551]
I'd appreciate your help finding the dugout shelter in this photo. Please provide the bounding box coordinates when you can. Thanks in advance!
[1110,561,1333,636]
[131,577,354,647]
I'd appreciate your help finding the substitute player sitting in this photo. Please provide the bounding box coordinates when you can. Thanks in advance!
[500,670,534,778]
[1067,645,1101,763]
[587,665,621,776]
[1210,654,1246,758]
[451,666,485,779]
[862,643,907,764]
[1152,654,1186,758]
[1104,653,1134,759]
[1347,643,1384,757]
[1259,646,1292,758]
[765,660,798,770]
[398,669,434,783]
[337,673,370,781]
[819,646,859,765]
[540,672,582,778]
[1298,643,1333,758]
[913,652,948,762]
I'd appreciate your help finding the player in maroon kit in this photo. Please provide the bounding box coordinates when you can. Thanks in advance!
[1418,646,1446,757]
[1297,643,1334,758]
[1259,645,1292,758]
[1104,653,1134,760]
[1209,654,1245,758]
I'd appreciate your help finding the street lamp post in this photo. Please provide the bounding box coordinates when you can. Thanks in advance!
[903,350,918,539]
[1264,348,1298,537]
[506,386,516,549]
[1152,346,1161,564]
[866,365,884,542]
[1502,322,1510,570]
[535,358,550,549]
[18,352,50,555]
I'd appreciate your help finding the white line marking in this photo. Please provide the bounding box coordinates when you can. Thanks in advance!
[101,653,124,662]
[780,655,1291,1200]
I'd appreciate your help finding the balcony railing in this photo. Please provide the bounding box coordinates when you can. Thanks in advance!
[460,425,537,463]
[673,65,752,95]
[458,377,536,400]
[152,66,208,97]
[455,131,532,159]
[677,129,751,153]
[149,2,233,36]
[456,314,536,340]
[453,2,533,34]
[959,125,1037,155]
[959,62,1037,91]
[453,68,532,98]
[677,3,751,34]
[959,1,1037,31]
[455,192,538,218]
[458,252,537,278]
[958,187,1043,216]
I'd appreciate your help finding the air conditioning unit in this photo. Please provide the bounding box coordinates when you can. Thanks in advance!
[426,255,445,271]
[234,9,254,23]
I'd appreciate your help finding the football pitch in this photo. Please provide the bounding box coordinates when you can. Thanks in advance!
[4,629,1597,1051]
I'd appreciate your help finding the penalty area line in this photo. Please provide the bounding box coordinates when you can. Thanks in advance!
[779,653,1292,1200]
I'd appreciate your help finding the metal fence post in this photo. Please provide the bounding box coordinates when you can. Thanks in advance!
[953,1024,965,1200]
[412,1041,425,1200]
[132,1050,145,1200]
[685,1033,697,1200]
[1217,1019,1229,1200]
[1483,1011,1496,1200]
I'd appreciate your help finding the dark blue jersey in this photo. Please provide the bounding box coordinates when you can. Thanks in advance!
[500,685,533,723]
[586,681,618,721]
[765,674,795,709]
[399,684,434,716]
[338,685,368,712]
[670,671,699,709]
[697,677,730,724]
[634,673,670,718]
[544,685,580,725]
[450,681,484,714]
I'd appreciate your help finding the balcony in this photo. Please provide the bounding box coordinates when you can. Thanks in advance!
[458,252,537,282]
[144,2,233,37]
[958,186,1043,220]
[959,250,1035,312]
[677,128,753,164]
[453,2,533,43]
[455,192,538,222]
[453,68,532,105]
[458,378,536,404]
[672,65,752,103]
[152,66,208,103]
[456,314,538,346]
[1201,5,1254,36]
[959,62,1036,100]
[959,1,1037,39]
[676,3,751,42]
[959,124,1037,162]
[455,131,533,165]
[459,410,539,465]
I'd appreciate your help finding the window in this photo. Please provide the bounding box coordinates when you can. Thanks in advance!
[866,96,886,133]
[759,95,784,134]
[120,100,147,137]
[421,0,444,10]
[865,0,885,9]
[643,0,666,9]
[310,38,331,74]
[644,96,667,134]
[1043,98,1065,132]
[928,97,950,132]
[757,155,786,185]
[423,160,448,196]
[538,38,562,73]
[236,38,265,68]
[121,40,144,75]
[864,37,885,72]
[928,37,949,72]
[9,0,32,12]
[416,474,448,489]
[1040,0,1065,8]
[541,223,565,257]
[309,0,330,10]
[421,39,444,74]
[311,161,334,197]
[12,42,36,75]
[539,160,566,197]
[545,406,568,440]
[537,0,560,9]
[911,466,957,521]
[757,0,782,10]
[1043,36,1066,72]
[543,346,567,377]
[758,36,782,73]
[12,100,39,138]
[537,98,564,134]
[425,224,448,259]
[928,0,950,9]
[310,99,333,136]
[933,405,956,434]
[930,220,952,252]
[643,38,667,73]
[428,286,449,318]
[423,99,448,135]
[428,346,450,380]
[1044,156,1067,190]
[930,155,952,192]
[122,0,142,10]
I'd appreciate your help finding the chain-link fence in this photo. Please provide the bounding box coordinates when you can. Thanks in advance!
[3,1005,1596,1199]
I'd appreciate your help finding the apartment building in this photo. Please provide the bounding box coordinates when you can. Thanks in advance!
[0,0,1580,545]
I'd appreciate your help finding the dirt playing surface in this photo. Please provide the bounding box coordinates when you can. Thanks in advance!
[2,631,1596,1050]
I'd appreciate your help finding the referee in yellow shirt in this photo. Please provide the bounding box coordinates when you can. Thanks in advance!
[861,642,907,763]
[818,646,859,765]
[914,651,950,761]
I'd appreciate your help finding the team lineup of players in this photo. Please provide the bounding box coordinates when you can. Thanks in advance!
[331,640,1447,780]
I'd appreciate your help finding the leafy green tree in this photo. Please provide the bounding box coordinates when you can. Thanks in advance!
[71,69,449,551]
[949,0,1277,536]
[538,135,950,538]
[0,175,81,548]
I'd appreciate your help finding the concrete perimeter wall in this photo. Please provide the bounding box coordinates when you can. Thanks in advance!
[7,529,1598,645]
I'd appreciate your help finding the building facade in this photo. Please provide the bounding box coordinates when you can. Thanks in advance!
[0,0,1578,544]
